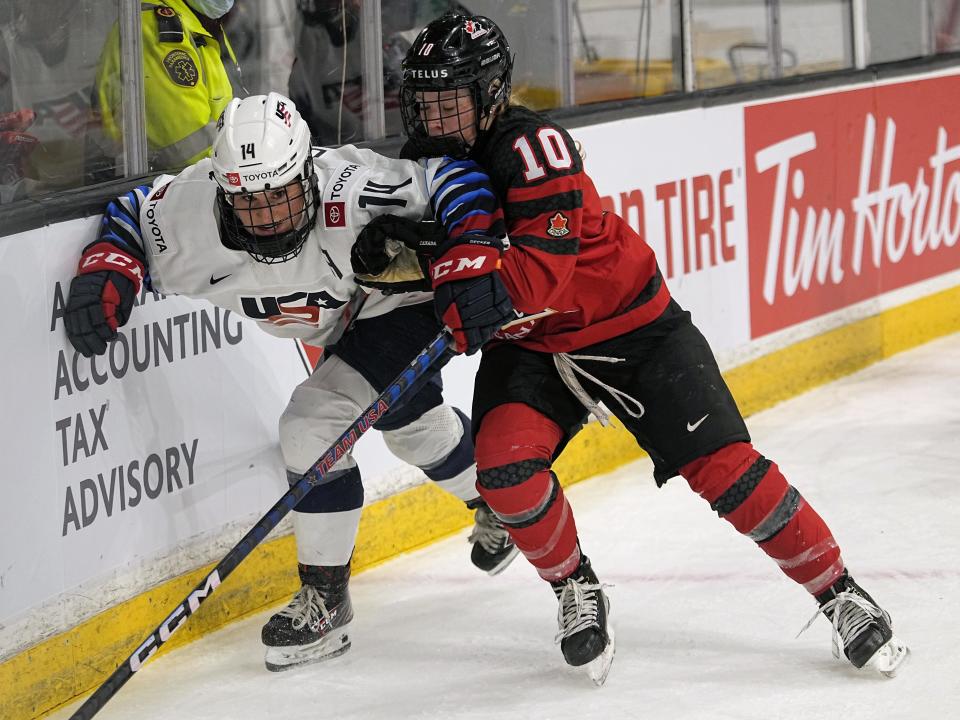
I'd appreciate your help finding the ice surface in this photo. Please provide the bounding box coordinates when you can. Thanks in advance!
[51,333,960,720]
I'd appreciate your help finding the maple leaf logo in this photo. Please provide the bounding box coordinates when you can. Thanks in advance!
[546,212,570,237]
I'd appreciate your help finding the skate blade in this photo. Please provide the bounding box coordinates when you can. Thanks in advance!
[586,626,616,687]
[865,634,910,678]
[487,546,521,576]
[264,631,351,672]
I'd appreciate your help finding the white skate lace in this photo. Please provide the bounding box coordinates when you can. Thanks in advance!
[467,505,509,554]
[553,353,645,427]
[798,590,888,660]
[554,577,609,642]
[278,584,332,632]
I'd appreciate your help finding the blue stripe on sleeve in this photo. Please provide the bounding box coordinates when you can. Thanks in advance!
[439,187,496,225]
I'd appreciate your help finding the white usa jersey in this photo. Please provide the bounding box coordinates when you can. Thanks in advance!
[139,145,433,345]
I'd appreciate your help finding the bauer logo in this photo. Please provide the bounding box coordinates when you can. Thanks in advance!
[325,201,346,228]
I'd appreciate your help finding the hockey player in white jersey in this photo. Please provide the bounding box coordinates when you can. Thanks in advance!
[62,92,518,671]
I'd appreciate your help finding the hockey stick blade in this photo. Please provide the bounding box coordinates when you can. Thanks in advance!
[67,331,455,720]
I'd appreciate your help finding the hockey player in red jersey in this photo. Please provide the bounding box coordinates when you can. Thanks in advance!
[353,11,910,684]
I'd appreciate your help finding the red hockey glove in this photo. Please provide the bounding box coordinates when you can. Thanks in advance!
[64,242,145,357]
[430,234,513,355]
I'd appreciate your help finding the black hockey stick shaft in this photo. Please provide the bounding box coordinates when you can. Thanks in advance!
[68,331,455,720]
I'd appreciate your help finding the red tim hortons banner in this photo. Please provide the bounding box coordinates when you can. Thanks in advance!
[745,74,960,338]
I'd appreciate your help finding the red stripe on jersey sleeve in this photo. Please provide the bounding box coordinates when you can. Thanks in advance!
[454,207,506,238]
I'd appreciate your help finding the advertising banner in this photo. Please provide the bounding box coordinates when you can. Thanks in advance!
[572,106,751,357]
[745,74,960,338]
[0,218,479,648]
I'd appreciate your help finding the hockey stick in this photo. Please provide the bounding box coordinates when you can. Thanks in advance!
[68,330,455,720]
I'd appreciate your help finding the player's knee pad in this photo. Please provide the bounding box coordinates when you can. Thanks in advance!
[475,403,564,520]
[681,442,796,538]
[474,404,578,580]
[383,406,478,502]
[475,403,564,469]
[381,404,467,470]
[289,466,363,567]
[279,364,368,474]
[373,374,443,431]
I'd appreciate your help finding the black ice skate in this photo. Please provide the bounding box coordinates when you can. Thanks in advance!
[467,500,519,575]
[551,555,615,686]
[262,563,354,672]
[802,571,909,677]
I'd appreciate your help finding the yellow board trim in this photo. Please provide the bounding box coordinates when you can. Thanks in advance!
[4,284,959,720]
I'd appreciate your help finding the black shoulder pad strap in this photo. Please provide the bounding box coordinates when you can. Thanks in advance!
[153,5,184,44]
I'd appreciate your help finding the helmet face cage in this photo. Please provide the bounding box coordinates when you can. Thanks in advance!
[400,84,485,159]
[400,12,513,158]
[216,156,320,264]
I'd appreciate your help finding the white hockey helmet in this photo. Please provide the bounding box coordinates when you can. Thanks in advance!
[211,93,319,263]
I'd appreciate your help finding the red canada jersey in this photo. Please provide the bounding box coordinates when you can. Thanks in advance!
[469,106,670,352]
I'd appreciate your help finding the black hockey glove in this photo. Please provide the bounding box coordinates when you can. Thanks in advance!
[434,272,514,355]
[351,215,444,294]
[64,241,144,357]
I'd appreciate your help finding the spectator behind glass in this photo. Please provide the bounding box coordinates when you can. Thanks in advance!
[91,0,240,178]
[289,0,464,145]
[0,0,115,204]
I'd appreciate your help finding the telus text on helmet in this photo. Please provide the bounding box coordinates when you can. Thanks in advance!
[405,69,449,79]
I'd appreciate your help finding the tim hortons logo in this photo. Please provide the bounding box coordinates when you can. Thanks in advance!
[225,172,240,186]
[752,113,960,307]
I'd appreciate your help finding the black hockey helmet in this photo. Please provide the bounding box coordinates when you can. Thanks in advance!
[400,11,513,158]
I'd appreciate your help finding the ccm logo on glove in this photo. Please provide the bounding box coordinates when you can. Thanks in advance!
[430,245,501,284]
[432,255,488,281]
[79,246,146,284]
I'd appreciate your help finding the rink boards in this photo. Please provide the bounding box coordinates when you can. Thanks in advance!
[2,67,960,720]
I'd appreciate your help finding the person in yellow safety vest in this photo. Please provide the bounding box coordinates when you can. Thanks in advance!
[96,0,238,173]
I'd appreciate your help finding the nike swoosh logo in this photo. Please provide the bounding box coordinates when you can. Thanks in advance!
[687,414,709,432]
[209,274,231,285]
